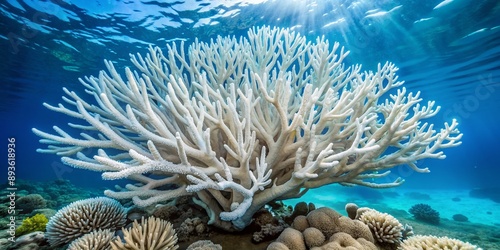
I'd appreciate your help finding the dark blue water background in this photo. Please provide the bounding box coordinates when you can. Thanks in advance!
[1,0,499,191]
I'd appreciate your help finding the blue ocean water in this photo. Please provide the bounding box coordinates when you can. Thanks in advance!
[2,0,499,189]
[0,0,499,246]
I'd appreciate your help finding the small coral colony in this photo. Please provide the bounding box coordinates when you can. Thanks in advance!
[6,26,477,249]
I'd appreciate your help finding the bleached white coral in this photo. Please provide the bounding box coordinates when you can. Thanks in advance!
[67,229,115,250]
[358,209,403,244]
[33,26,462,231]
[400,235,482,250]
[110,217,178,250]
[45,197,126,246]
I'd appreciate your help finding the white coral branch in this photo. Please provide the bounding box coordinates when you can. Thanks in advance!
[33,26,462,231]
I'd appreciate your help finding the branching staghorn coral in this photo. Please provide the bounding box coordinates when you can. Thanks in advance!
[33,26,462,231]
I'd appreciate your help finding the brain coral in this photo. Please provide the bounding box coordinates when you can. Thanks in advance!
[45,197,127,246]
[271,227,306,250]
[400,235,482,250]
[358,209,403,244]
[303,227,326,248]
[268,207,377,250]
[110,217,178,250]
[67,229,115,250]
[304,207,374,242]
[311,232,377,250]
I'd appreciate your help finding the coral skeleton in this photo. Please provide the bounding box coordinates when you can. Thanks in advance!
[33,26,462,231]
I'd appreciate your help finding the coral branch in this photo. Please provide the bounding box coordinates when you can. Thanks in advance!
[33,26,462,231]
